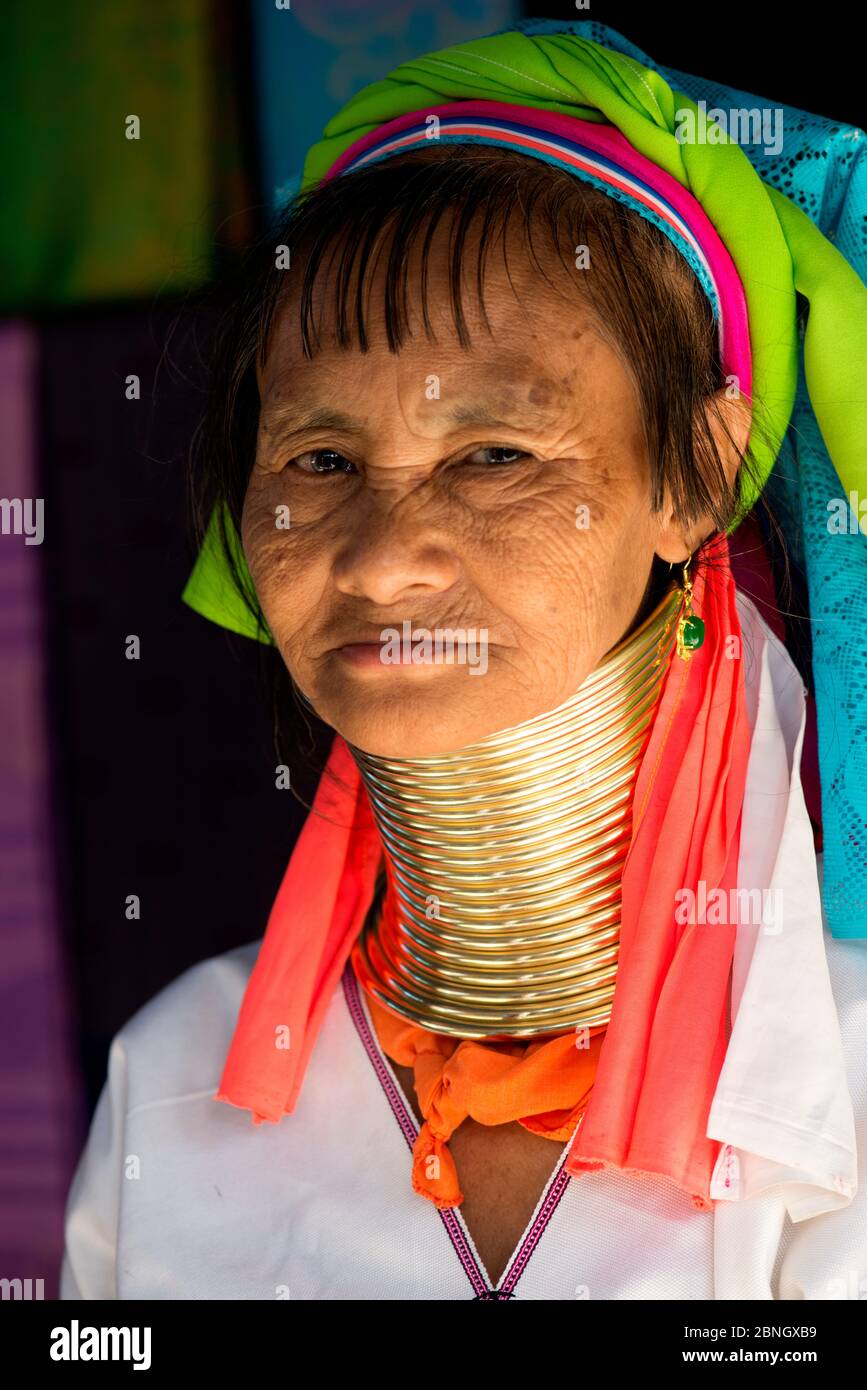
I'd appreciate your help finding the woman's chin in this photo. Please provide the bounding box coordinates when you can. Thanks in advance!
[316,675,529,758]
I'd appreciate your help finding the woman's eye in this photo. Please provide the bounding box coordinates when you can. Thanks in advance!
[465,445,531,467]
[290,449,358,475]
[285,445,530,474]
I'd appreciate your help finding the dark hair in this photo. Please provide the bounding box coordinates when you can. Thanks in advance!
[187,143,785,776]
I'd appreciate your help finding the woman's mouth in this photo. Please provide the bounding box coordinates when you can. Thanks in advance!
[332,631,491,676]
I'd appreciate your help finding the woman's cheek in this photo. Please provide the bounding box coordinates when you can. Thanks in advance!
[242,493,288,594]
[503,484,647,667]
[242,494,334,659]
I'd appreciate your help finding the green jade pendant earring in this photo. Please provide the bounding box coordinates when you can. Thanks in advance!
[673,553,705,661]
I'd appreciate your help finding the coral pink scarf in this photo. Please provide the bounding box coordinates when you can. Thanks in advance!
[214,530,751,1209]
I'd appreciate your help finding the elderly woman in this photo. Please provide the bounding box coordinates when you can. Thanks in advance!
[60,20,867,1300]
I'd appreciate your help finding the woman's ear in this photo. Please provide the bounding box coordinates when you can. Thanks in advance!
[705,386,752,485]
[653,387,752,564]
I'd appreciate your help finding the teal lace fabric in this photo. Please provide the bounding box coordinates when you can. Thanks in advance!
[498,18,867,938]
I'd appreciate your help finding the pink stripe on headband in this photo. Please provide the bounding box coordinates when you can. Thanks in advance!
[322,99,751,396]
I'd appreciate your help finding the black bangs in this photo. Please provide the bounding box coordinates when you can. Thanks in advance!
[257,143,631,363]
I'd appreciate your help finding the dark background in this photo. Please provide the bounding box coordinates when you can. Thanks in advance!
[526,2,863,128]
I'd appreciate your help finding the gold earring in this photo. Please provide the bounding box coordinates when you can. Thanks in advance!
[675,553,705,661]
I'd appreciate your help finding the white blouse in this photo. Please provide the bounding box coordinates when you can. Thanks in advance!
[59,595,867,1300]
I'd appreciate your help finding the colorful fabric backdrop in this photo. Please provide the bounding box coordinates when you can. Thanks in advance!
[1,0,213,310]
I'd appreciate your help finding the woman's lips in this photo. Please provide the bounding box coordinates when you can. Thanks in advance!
[332,640,487,670]
[335,642,397,668]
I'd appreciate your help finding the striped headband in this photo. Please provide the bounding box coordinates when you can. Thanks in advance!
[324,99,752,396]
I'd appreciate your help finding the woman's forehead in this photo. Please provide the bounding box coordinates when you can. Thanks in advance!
[259,362,583,432]
[256,322,615,426]
[259,273,599,400]
[254,329,639,459]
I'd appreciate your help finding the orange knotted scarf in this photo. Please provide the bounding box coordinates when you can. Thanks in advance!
[365,994,607,1208]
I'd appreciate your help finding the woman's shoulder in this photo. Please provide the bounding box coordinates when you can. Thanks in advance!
[108,938,264,1110]
[61,938,266,1299]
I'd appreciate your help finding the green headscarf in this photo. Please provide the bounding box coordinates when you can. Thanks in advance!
[183,26,867,641]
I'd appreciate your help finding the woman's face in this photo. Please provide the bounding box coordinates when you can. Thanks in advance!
[243,219,703,758]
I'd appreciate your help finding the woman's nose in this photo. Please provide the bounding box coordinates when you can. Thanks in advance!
[331,502,462,607]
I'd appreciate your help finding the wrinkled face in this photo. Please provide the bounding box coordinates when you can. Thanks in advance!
[242,218,692,757]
